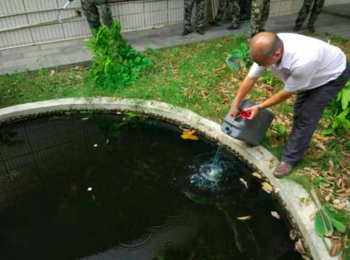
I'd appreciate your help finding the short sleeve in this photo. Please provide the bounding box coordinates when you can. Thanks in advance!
[285,60,320,92]
[248,62,266,79]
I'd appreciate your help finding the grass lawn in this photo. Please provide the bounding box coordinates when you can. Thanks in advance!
[1,33,350,258]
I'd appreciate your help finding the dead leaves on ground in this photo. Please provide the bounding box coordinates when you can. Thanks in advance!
[330,237,342,257]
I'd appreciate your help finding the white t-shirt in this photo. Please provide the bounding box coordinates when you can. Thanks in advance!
[248,33,347,92]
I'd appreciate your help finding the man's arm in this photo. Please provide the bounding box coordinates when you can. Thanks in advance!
[244,89,293,120]
[230,75,258,119]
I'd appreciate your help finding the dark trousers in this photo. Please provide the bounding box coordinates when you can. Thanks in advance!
[282,61,350,165]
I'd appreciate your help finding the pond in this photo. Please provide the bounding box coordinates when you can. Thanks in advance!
[0,113,302,260]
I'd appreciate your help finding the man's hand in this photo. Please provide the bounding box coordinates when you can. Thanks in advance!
[230,105,240,121]
[243,105,260,120]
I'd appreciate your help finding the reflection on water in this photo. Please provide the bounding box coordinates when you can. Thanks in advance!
[0,114,302,260]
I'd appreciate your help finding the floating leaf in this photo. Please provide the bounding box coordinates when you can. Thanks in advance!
[237,216,252,221]
[181,134,199,141]
[271,211,280,219]
[295,239,307,255]
[252,172,262,179]
[262,182,273,193]
[290,229,298,240]
[239,178,248,189]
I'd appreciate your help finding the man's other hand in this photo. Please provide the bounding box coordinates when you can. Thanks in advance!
[243,105,259,120]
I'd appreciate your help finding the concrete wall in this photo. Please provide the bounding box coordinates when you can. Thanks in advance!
[0,0,349,50]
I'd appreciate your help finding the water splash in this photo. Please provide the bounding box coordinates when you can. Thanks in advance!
[212,145,223,169]
[201,145,224,182]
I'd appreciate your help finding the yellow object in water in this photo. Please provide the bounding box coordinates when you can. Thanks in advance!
[181,134,199,141]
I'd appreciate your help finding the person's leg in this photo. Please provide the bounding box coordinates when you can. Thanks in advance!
[184,0,195,30]
[182,0,195,35]
[281,62,350,167]
[81,0,102,31]
[195,0,205,32]
[227,0,241,29]
[215,0,229,22]
[307,0,325,31]
[259,0,270,30]
[96,0,113,27]
[250,0,263,37]
[294,0,313,31]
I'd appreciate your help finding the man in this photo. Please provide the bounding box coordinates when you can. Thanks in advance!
[70,0,113,31]
[209,0,241,30]
[230,32,350,178]
[182,0,205,36]
[250,0,270,37]
[293,0,325,33]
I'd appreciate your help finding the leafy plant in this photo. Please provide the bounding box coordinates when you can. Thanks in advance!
[311,189,346,239]
[85,21,151,90]
[271,123,287,139]
[314,177,328,188]
[262,70,277,86]
[324,81,350,135]
[230,42,251,67]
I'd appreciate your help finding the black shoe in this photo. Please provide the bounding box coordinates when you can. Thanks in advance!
[227,25,240,30]
[196,28,205,35]
[308,24,315,33]
[181,29,191,36]
[293,25,301,32]
[209,20,220,26]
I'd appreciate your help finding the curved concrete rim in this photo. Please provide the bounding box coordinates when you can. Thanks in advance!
[0,98,335,260]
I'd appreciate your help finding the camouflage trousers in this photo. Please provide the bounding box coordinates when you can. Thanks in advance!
[184,0,205,30]
[81,0,113,31]
[295,0,325,27]
[250,0,270,35]
[214,0,241,27]
[240,0,251,19]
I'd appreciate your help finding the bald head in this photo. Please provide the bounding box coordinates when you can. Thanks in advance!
[250,32,282,62]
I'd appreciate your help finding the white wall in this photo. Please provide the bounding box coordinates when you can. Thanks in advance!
[0,0,348,50]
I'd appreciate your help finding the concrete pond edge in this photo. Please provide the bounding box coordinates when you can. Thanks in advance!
[0,97,336,260]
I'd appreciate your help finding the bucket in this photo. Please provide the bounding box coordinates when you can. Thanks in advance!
[221,100,275,146]
[226,54,243,70]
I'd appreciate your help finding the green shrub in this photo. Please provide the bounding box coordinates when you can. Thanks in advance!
[324,80,350,135]
[85,21,151,90]
[231,42,252,68]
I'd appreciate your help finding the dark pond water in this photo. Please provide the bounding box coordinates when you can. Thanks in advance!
[0,113,302,260]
